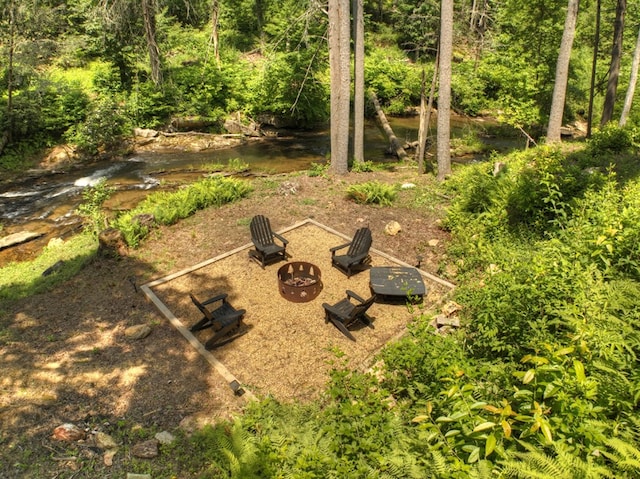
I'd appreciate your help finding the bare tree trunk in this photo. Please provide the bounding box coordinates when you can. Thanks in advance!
[329,0,350,174]
[437,0,453,180]
[370,92,407,160]
[141,0,163,86]
[620,25,640,126]
[601,0,626,127]
[5,0,16,144]
[209,0,221,67]
[587,0,601,138]
[546,0,580,143]
[352,0,365,164]
[416,54,438,174]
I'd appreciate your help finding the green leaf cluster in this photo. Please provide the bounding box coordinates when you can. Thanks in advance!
[112,176,252,247]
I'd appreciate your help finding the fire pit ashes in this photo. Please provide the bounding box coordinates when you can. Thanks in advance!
[277,261,323,303]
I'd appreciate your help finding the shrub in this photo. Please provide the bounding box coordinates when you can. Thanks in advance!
[65,96,128,156]
[347,181,397,205]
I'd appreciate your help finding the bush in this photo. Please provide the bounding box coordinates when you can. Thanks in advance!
[65,96,128,156]
[347,181,397,205]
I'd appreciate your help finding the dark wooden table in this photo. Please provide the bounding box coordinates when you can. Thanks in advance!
[369,266,426,303]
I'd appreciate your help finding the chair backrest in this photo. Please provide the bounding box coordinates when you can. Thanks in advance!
[347,227,372,257]
[250,215,274,246]
[190,293,214,321]
[349,294,376,320]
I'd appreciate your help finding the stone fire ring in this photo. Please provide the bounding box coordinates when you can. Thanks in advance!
[277,261,323,303]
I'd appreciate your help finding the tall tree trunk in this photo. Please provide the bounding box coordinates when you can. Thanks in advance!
[587,0,601,138]
[437,0,453,181]
[601,0,626,127]
[209,0,221,67]
[416,53,438,174]
[5,0,16,145]
[141,0,163,86]
[352,0,365,164]
[620,26,640,126]
[546,0,580,143]
[328,0,351,174]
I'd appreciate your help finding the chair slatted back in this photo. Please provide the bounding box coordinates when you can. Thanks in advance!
[348,295,376,321]
[250,215,274,247]
[347,227,372,257]
[190,293,214,321]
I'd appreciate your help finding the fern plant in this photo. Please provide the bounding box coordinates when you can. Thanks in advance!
[347,180,397,205]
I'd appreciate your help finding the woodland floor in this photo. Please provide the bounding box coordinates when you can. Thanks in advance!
[1,165,456,477]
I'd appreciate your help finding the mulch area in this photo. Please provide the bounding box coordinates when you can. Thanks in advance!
[146,219,453,403]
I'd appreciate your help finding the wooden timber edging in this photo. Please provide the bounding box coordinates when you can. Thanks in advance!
[369,92,408,160]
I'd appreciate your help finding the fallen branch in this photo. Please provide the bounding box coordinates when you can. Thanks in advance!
[369,92,408,160]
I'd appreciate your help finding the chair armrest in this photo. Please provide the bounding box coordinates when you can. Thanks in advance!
[272,232,289,245]
[202,293,228,306]
[346,290,366,304]
[330,242,351,255]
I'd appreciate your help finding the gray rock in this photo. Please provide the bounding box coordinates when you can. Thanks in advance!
[155,431,176,445]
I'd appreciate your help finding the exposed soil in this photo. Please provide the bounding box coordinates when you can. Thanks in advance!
[0,165,455,478]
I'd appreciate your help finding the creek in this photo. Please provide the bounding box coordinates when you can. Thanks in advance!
[0,116,524,266]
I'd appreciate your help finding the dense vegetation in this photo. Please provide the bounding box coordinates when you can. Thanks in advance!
[161,127,640,478]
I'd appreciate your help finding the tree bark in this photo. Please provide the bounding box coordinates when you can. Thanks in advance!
[417,51,439,174]
[6,0,16,144]
[437,0,453,180]
[141,0,163,86]
[587,0,601,138]
[370,92,407,160]
[352,0,365,164]
[620,26,640,126]
[601,0,626,127]
[328,0,351,174]
[546,0,580,143]
[209,0,221,67]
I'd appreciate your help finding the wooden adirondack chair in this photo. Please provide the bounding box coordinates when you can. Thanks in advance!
[189,293,247,349]
[322,290,376,341]
[249,215,289,267]
[330,227,372,277]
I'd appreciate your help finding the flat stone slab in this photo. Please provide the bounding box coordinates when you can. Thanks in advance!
[0,231,44,250]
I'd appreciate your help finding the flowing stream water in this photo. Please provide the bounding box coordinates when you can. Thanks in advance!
[0,116,524,265]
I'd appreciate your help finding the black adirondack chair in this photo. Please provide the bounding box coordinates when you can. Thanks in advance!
[249,215,289,267]
[189,293,247,349]
[322,290,376,341]
[330,227,372,277]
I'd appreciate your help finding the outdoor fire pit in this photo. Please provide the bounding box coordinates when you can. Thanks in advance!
[277,261,323,303]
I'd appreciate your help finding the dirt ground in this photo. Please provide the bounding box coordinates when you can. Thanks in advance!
[0,167,455,477]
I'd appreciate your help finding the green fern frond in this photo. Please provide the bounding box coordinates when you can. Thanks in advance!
[604,437,640,472]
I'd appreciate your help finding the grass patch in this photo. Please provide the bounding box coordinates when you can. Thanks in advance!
[0,233,98,303]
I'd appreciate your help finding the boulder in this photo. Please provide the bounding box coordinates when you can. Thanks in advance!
[384,221,402,236]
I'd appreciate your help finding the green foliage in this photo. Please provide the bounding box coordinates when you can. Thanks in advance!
[351,160,377,173]
[112,176,252,247]
[587,123,634,156]
[65,96,128,156]
[76,178,115,236]
[249,50,329,125]
[365,47,422,113]
[347,181,397,206]
[307,162,329,177]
